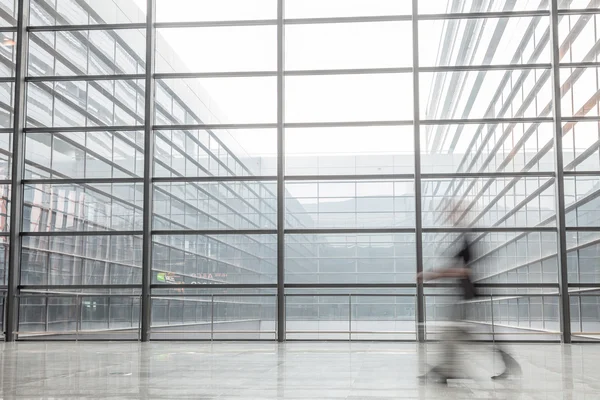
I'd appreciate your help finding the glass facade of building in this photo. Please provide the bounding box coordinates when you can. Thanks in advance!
[0,0,597,341]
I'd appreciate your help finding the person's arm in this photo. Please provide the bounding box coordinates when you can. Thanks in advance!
[417,268,471,281]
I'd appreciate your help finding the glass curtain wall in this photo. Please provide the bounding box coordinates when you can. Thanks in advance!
[0,0,599,341]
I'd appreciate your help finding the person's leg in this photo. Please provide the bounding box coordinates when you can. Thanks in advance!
[491,345,522,380]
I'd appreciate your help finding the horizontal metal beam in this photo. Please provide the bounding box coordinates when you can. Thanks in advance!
[28,23,147,32]
[23,177,144,185]
[285,174,414,181]
[419,64,551,72]
[559,61,600,68]
[561,116,600,122]
[155,19,278,29]
[421,171,556,179]
[568,283,600,288]
[152,176,277,183]
[284,15,412,25]
[153,123,277,131]
[21,230,143,237]
[20,285,141,290]
[152,229,277,236]
[26,74,144,82]
[565,226,600,231]
[24,126,144,133]
[421,117,554,125]
[285,67,412,76]
[151,284,277,289]
[557,8,600,15]
[151,293,274,298]
[285,120,413,128]
[285,283,416,289]
[422,226,557,233]
[563,170,600,176]
[154,71,276,79]
[419,10,550,20]
[284,293,416,297]
[285,228,416,235]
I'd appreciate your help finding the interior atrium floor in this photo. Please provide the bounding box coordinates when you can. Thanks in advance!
[0,341,595,399]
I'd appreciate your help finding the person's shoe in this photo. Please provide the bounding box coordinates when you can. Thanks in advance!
[491,366,522,380]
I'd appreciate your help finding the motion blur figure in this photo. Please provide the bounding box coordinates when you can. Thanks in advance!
[417,200,521,384]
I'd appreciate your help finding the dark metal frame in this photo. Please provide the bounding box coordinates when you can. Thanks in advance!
[5,0,28,342]
[2,0,599,343]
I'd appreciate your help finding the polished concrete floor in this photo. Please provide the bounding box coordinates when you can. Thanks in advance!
[0,341,596,399]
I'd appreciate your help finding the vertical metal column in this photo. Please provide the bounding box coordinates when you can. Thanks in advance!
[276,0,286,343]
[141,0,156,342]
[412,0,425,343]
[5,0,29,342]
[549,0,571,344]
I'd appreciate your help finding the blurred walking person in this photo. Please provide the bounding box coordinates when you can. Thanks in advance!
[417,200,521,384]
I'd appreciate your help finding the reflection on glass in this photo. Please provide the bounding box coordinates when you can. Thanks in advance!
[419,17,550,66]
[422,177,556,228]
[21,235,143,285]
[26,131,144,179]
[286,233,416,284]
[23,183,143,232]
[154,129,276,178]
[286,180,415,229]
[420,69,552,120]
[152,234,277,285]
[153,181,277,230]
[421,123,555,174]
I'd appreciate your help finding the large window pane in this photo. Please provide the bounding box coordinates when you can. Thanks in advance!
[153,234,276,285]
[560,67,600,118]
[23,183,143,232]
[286,22,412,70]
[30,0,146,25]
[26,80,145,128]
[21,235,143,285]
[0,32,16,77]
[420,69,552,120]
[156,0,275,23]
[154,129,276,178]
[0,0,16,26]
[156,26,276,73]
[423,231,558,284]
[0,81,14,128]
[419,17,550,66]
[286,126,414,176]
[419,0,548,14]
[285,180,415,229]
[25,130,144,179]
[563,121,600,172]
[559,13,600,63]
[155,78,276,125]
[421,123,555,174]
[285,233,416,284]
[286,74,413,123]
[153,181,277,231]
[29,30,146,76]
[285,0,411,18]
[422,177,556,228]
[565,176,600,227]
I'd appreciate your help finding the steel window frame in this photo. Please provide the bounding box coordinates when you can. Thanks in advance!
[5,0,596,343]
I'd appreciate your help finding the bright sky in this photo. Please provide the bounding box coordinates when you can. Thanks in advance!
[130,0,593,165]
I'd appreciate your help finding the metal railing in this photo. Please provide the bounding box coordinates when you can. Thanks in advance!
[15,293,142,341]
[149,293,277,340]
